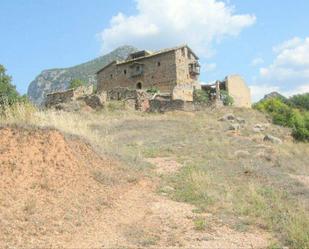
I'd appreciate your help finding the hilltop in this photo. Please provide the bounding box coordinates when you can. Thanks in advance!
[27,45,138,105]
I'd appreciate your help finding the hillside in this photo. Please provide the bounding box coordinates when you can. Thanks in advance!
[0,105,308,248]
[27,45,138,105]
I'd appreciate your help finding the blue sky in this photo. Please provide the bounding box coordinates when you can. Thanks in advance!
[1,0,309,101]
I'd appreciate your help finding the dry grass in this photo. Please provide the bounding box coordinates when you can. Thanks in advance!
[0,101,36,124]
[1,103,308,248]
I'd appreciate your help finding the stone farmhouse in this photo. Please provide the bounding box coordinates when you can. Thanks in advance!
[44,44,251,111]
[97,45,201,102]
[96,45,251,107]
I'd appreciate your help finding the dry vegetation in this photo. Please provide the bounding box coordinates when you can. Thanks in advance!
[1,102,309,248]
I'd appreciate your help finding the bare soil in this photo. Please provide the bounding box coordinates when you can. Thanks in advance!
[145,157,183,175]
[289,174,309,188]
[0,126,270,248]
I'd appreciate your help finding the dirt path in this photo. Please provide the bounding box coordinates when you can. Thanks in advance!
[64,158,271,248]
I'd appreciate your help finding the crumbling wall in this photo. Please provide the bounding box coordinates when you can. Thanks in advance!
[107,87,138,101]
[73,85,94,98]
[135,91,151,112]
[225,75,251,108]
[45,89,75,108]
[45,85,94,108]
[172,84,194,102]
[148,96,195,113]
[78,91,107,110]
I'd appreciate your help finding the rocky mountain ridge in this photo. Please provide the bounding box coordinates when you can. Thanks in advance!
[27,45,138,105]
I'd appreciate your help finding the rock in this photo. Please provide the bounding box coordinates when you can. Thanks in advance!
[263,134,282,144]
[253,123,270,132]
[253,127,262,133]
[236,117,246,124]
[228,123,241,131]
[219,113,235,121]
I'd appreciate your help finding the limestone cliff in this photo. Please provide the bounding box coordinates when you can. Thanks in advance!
[27,46,138,105]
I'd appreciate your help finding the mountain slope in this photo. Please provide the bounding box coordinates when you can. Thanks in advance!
[27,45,138,105]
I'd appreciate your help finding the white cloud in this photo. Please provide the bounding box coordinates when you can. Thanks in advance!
[99,0,256,56]
[249,84,280,102]
[272,37,303,53]
[282,84,309,97]
[251,57,264,66]
[253,37,309,101]
[203,63,217,72]
[260,37,309,84]
[249,83,309,102]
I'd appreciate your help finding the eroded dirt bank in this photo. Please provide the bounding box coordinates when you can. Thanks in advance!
[0,126,270,248]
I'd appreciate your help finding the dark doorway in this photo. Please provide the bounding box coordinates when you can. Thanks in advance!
[136,82,142,89]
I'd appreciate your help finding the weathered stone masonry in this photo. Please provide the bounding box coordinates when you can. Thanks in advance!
[96,45,201,101]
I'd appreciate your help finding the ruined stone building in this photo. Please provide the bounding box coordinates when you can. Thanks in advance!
[96,45,201,101]
[202,75,251,108]
[44,45,251,111]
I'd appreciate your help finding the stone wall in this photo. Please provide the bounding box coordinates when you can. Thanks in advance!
[172,84,194,102]
[108,88,152,112]
[148,97,195,113]
[73,85,94,97]
[45,89,74,108]
[175,47,199,86]
[78,91,107,110]
[97,50,178,94]
[97,46,201,95]
[45,85,93,108]
[225,75,251,108]
[107,87,138,101]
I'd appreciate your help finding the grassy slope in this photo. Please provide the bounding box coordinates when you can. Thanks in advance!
[2,103,309,248]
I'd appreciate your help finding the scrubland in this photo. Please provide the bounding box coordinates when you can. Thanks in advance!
[1,102,309,248]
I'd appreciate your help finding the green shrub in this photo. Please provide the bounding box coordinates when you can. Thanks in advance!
[69,79,86,89]
[193,89,209,104]
[146,87,159,94]
[220,90,234,106]
[0,65,22,106]
[289,93,309,111]
[92,84,97,94]
[254,98,309,141]
[193,217,207,231]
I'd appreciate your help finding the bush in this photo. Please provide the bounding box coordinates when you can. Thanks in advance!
[0,65,21,106]
[254,98,309,141]
[289,93,309,111]
[69,79,86,89]
[146,87,159,94]
[193,89,209,104]
[220,90,234,106]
